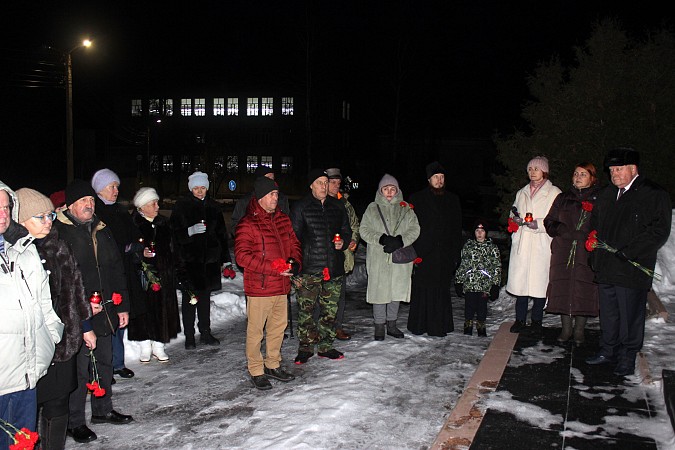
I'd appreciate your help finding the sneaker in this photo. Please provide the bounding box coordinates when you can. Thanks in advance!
[200,331,220,345]
[318,349,344,360]
[264,367,296,382]
[510,320,526,333]
[294,350,313,365]
[250,375,272,390]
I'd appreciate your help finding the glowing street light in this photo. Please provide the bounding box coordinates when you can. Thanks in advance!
[65,39,92,183]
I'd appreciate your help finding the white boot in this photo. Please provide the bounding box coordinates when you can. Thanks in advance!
[152,341,169,362]
[139,340,152,363]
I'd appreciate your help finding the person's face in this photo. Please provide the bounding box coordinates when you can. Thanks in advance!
[68,196,95,222]
[140,200,159,219]
[258,190,279,213]
[381,185,398,201]
[429,173,445,189]
[192,186,207,200]
[328,178,341,197]
[310,177,328,201]
[572,167,592,189]
[474,228,486,242]
[609,164,637,189]
[0,190,10,235]
[21,209,54,239]
[264,173,275,181]
[528,166,544,182]
[98,182,119,203]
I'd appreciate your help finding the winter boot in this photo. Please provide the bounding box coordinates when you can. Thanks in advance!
[476,321,487,337]
[185,334,196,350]
[152,341,169,362]
[510,320,526,333]
[200,329,221,345]
[40,413,68,450]
[374,323,385,341]
[464,320,473,336]
[573,316,587,347]
[557,315,573,343]
[529,320,543,337]
[139,340,152,363]
[386,320,404,339]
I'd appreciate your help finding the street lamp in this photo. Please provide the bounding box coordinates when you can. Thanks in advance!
[65,39,92,183]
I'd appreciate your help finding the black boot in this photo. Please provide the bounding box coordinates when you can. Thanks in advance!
[374,323,385,341]
[463,320,473,336]
[573,316,587,347]
[40,414,68,450]
[510,320,526,333]
[558,315,573,343]
[476,321,487,337]
[185,334,196,350]
[200,329,220,345]
[530,320,543,337]
[386,320,404,339]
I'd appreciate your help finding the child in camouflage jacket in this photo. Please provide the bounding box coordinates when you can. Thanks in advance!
[455,219,501,336]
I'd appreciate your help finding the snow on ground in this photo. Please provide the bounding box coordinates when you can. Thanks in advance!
[74,219,675,449]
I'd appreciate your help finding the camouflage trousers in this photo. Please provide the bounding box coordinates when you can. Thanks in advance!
[296,274,343,353]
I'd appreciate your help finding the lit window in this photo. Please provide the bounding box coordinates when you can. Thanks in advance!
[227,156,238,173]
[262,97,273,116]
[281,156,293,174]
[282,97,294,115]
[131,99,142,116]
[228,98,239,116]
[165,99,173,116]
[181,99,192,116]
[247,98,259,116]
[246,156,257,173]
[213,98,225,116]
[181,155,191,172]
[150,155,160,173]
[261,155,272,168]
[162,155,174,172]
[195,98,205,117]
[149,99,160,116]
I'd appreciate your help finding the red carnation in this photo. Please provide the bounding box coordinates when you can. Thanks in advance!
[399,201,407,207]
[322,267,330,281]
[151,283,161,292]
[111,292,122,305]
[413,257,423,265]
[507,217,519,233]
[581,201,593,212]
[408,203,414,209]
[271,258,291,274]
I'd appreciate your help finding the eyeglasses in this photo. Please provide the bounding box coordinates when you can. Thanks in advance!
[32,212,57,224]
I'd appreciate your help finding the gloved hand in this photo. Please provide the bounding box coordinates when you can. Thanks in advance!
[288,260,300,276]
[525,219,538,230]
[383,235,404,254]
[489,284,500,301]
[222,263,236,279]
[511,216,524,226]
[188,223,207,237]
[454,283,464,298]
[379,234,389,246]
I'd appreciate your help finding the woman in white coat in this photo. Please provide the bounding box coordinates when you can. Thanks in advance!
[506,156,561,334]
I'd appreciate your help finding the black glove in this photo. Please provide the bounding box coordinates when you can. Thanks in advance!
[455,283,464,298]
[289,261,300,276]
[384,235,404,253]
[615,251,630,263]
[379,234,390,246]
[489,285,500,301]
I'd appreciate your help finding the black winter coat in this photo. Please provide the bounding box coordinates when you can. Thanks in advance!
[170,195,231,292]
[95,199,146,319]
[589,176,671,290]
[409,187,463,288]
[54,211,129,336]
[544,186,600,316]
[290,194,351,276]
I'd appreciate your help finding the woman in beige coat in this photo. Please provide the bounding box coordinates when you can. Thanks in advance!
[506,156,561,334]
[360,174,420,340]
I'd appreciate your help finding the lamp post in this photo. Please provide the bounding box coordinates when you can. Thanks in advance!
[65,39,92,183]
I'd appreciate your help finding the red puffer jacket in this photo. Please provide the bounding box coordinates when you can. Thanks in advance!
[235,197,303,297]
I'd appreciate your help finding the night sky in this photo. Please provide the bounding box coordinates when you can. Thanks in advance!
[0,1,672,192]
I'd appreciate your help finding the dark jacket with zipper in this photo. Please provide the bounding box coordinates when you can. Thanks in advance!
[235,196,302,297]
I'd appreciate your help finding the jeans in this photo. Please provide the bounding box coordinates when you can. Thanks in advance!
[0,388,37,448]
[111,328,126,370]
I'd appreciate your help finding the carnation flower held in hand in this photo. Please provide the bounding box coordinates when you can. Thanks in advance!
[271,258,291,274]
[507,217,520,233]
[585,230,662,281]
[86,350,106,398]
[323,267,330,281]
[141,261,162,292]
[112,292,123,305]
[566,201,594,268]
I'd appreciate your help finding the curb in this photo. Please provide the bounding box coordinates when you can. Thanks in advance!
[430,322,518,449]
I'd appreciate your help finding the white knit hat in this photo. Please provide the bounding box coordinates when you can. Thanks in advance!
[133,187,160,209]
[188,171,210,190]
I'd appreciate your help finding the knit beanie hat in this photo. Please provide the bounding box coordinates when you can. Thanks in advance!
[188,171,210,190]
[49,190,66,208]
[473,218,489,238]
[91,168,121,194]
[65,179,96,206]
[254,177,278,200]
[527,156,549,173]
[133,187,160,209]
[16,188,54,223]
[378,173,399,191]
[254,165,274,178]
[307,168,328,186]
[425,161,446,178]
[325,168,342,180]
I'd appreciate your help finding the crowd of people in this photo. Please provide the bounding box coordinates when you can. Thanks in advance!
[0,146,670,447]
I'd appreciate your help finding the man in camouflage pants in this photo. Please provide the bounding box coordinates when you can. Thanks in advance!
[291,169,352,364]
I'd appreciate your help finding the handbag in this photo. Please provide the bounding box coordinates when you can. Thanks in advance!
[376,205,417,264]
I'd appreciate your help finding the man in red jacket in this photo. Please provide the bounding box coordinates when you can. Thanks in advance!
[235,177,303,390]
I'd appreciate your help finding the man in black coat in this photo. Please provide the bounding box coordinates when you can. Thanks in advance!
[55,180,133,443]
[586,148,671,377]
[407,161,463,336]
[290,169,351,364]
